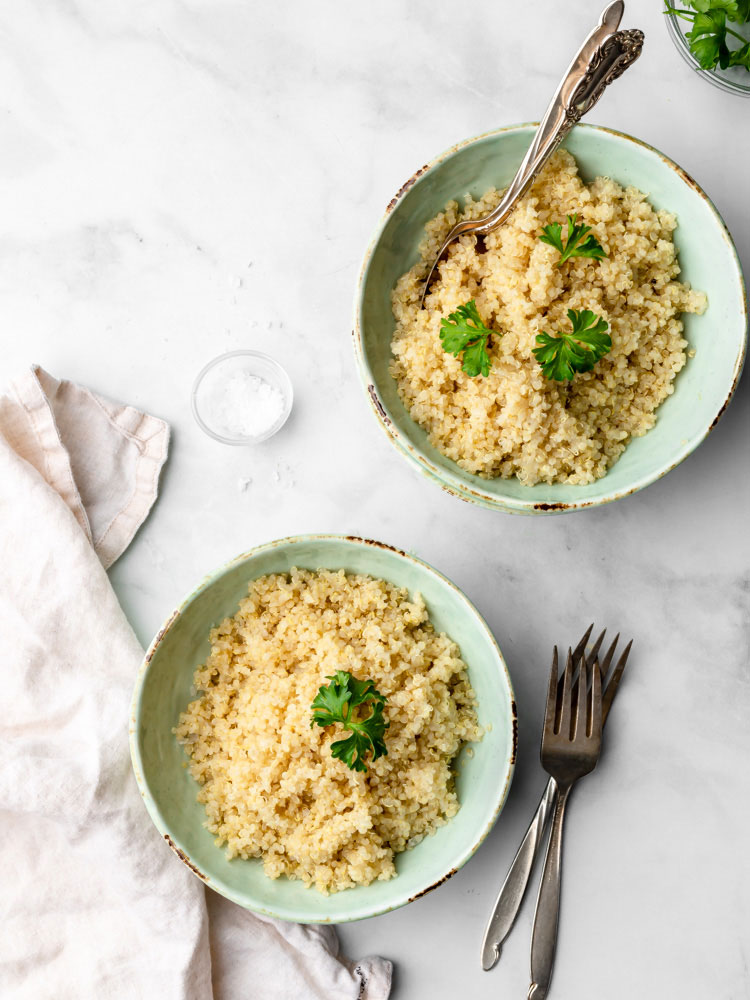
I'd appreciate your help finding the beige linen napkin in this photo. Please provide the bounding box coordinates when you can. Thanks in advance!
[0,366,391,1000]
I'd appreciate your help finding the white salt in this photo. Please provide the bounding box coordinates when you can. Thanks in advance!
[203,370,284,438]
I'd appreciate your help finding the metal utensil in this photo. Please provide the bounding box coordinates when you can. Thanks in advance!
[420,1,644,305]
[526,648,603,1000]
[481,630,631,970]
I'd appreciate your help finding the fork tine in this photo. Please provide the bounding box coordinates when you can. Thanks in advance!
[571,627,606,717]
[558,648,575,738]
[588,628,607,666]
[589,657,603,740]
[568,625,594,727]
[602,639,633,724]
[572,623,594,665]
[574,644,588,739]
[600,633,620,685]
[543,646,560,736]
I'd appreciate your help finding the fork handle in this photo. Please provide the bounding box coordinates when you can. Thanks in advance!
[480,778,557,970]
[528,782,571,1000]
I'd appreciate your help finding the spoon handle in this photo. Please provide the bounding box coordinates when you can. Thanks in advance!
[527,784,572,1000]
[422,2,644,301]
[475,7,644,236]
[480,777,557,971]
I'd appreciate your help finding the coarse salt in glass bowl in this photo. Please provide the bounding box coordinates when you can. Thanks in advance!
[191,350,293,445]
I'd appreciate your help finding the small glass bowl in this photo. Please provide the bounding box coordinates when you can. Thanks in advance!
[191,350,293,445]
[665,8,750,98]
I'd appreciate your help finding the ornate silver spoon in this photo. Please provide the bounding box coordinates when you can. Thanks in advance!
[420,1,644,305]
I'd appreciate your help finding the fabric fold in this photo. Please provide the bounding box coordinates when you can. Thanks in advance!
[3,365,171,568]
[0,366,392,1000]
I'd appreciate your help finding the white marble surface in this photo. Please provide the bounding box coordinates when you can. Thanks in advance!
[3,1,749,996]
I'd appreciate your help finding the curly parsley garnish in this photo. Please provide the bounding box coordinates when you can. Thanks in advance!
[539,214,608,266]
[310,670,388,773]
[533,309,612,382]
[439,299,497,377]
[665,1,750,71]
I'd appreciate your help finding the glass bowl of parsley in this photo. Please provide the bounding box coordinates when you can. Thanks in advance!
[665,0,750,97]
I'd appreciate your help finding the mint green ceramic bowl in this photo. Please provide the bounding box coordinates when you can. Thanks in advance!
[130,535,516,923]
[355,123,747,514]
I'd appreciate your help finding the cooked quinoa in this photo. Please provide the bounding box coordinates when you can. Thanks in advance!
[175,569,481,894]
[390,149,707,485]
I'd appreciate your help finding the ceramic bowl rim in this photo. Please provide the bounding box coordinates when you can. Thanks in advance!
[353,122,748,515]
[129,533,516,923]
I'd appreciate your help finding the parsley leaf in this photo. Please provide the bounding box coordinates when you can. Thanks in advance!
[310,670,389,773]
[439,299,495,377]
[688,8,731,66]
[729,40,750,64]
[539,214,608,266]
[692,0,749,20]
[665,2,750,70]
[532,309,612,382]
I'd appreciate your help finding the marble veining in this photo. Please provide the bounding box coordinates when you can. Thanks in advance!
[1,1,748,997]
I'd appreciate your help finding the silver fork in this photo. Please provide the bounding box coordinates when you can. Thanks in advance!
[481,629,632,970]
[527,647,603,1000]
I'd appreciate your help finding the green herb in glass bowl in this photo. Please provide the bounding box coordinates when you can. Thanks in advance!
[665,1,750,69]
[664,0,750,95]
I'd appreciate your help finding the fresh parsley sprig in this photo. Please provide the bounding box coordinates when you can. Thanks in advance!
[664,1,750,71]
[310,670,389,773]
[439,300,497,377]
[539,214,608,266]
[533,309,612,382]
